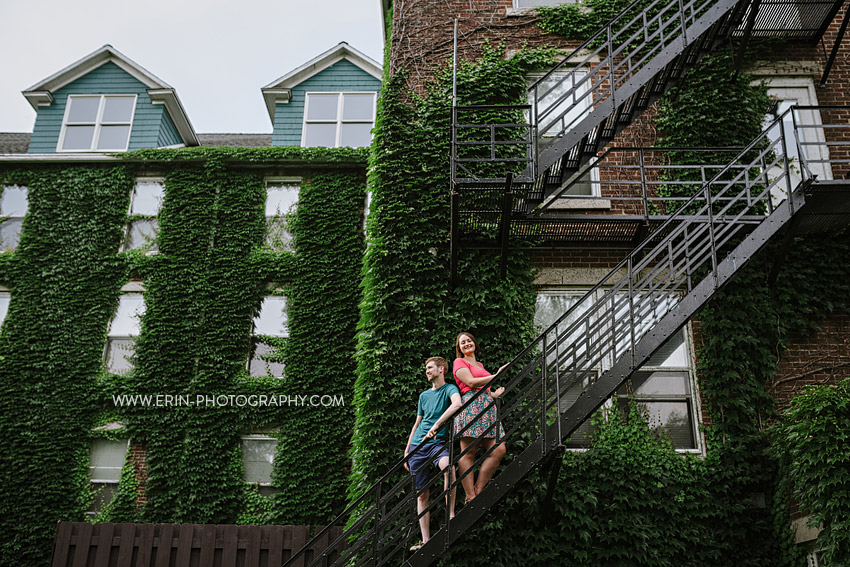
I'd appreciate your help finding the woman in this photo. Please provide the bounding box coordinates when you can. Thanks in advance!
[452,331,507,503]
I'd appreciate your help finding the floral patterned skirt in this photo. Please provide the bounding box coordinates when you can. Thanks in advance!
[453,389,505,439]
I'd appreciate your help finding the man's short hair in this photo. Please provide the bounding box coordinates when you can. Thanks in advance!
[425,356,448,372]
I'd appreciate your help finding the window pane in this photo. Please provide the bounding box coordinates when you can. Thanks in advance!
[627,371,689,396]
[109,294,145,336]
[645,329,688,367]
[342,94,374,121]
[62,125,96,150]
[0,293,10,326]
[124,219,159,252]
[89,482,119,517]
[105,338,137,374]
[242,437,277,485]
[0,219,23,251]
[340,123,373,148]
[534,292,583,331]
[254,296,288,337]
[130,181,165,215]
[304,123,337,147]
[531,71,590,137]
[265,185,299,217]
[638,400,694,449]
[562,171,594,196]
[89,439,129,482]
[102,96,135,122]
[306,94,339,121]
[249,341,285,377]
[67,97,100,122]
[96,125,131,150]
[560,371,598,448]
[1,185,28,217]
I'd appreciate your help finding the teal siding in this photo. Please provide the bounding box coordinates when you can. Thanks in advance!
[272,59,381,147]
[156,110,182,147]
[29,62,174,153]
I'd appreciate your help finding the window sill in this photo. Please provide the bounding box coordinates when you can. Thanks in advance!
[544,198,612,210]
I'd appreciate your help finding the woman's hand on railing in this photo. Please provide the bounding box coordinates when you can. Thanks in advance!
[491,386,505,399]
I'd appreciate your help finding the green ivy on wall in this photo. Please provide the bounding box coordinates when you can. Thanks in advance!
[349,43,554,503]
[0,148,367,566]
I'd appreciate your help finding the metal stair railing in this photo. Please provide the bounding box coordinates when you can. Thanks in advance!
[527,0,747,185]
[283,107,819,567]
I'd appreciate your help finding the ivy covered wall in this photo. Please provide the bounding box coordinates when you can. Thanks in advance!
[0,147,367,566]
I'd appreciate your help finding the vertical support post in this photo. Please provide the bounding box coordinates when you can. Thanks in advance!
[779,111,796,215]
[760,153,773,214]
[499,173,514,281]
[554,322,563,445]
[704,182,718,288]
[678,0,689,46]
[450,188,459,290]
[541,332,548,456]
[639,148,649,221]
[372,482,382,567]
[790,108,811,181]
[627,256,636,369]
[445,424,455,552]
[607,24,616,107]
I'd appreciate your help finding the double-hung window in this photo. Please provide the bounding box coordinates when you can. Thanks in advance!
[527,71,598,196]
[1,185,28,251]
[249,295,288,377]
[241,435,278,497]
[534,288,701,450]
[88,438,129,516]
[265,179,300,251]
[302,92,376,148]
[105,292,145,374]
[59,95,136,152]
[123,179,164,252]
[0,290,10,329]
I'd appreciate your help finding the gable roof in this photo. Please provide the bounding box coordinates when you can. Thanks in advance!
[260,42,382,122]
[22,45,198,146]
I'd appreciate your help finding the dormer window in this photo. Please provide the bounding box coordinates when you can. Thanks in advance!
[58,95,137,152]
[302,92,375,148]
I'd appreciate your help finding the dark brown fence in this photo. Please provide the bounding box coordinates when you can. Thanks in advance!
[50,522,345,567]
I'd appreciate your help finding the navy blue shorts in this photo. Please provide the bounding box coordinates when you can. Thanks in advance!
[408,443,449,490]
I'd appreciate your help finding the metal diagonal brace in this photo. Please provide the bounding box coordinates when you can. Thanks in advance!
[820,2,850,87]
[499,173,515,280]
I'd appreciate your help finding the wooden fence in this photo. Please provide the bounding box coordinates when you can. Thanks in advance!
[50,522,346,567]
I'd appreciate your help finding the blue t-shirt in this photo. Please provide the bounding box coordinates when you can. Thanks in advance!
[412,383,460,445]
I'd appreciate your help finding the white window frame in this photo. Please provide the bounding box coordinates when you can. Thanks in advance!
[88,437,130,517]
[57,94,137,152]
[0,289,10,329]
[513,0,578,8]
[104,288,146,374]
[122,178,165,253]
[527,72,600,197]
[248,294,288,378]
[0,184,28,252]
[241,434,278,497]
[301,92,377,148]
[265,177,301,251]
[535,287,703,453]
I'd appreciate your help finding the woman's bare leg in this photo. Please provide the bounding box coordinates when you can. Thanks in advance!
[474,438,506,494]
[457,437,478,502]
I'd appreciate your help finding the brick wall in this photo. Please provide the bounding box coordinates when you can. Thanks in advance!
[770,309,850,412]
[129,441,148,506]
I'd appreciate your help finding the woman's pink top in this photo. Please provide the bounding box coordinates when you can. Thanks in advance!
[453,358,490,395]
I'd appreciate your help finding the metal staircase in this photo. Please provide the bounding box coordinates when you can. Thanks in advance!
[283,107,849,567]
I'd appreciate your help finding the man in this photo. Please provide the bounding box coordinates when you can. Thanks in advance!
[404,356,462,552]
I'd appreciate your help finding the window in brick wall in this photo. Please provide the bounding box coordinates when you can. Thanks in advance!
[759,77,832,204]
[1,184,28,251]
[248,295,287,377]
[105,292,145,374]
[527,71,598,196]
[241,435,277,497]
[534,288,702,450]
[88,438,129,516]
[123,179,164,252]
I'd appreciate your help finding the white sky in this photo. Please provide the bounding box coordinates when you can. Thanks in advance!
[0,0,385,134]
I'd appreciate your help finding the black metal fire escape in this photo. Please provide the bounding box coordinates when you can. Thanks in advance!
[281,0,848,565]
